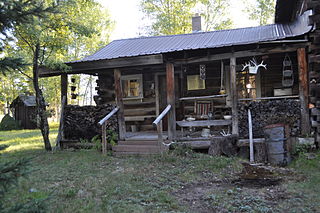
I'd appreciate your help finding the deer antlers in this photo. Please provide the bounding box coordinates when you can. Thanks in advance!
[242,58,267,73]
[242,62,251,71]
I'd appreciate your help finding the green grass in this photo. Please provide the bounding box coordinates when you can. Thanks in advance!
[0,127,320,212]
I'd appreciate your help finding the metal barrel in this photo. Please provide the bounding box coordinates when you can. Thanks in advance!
[264,124,288,166]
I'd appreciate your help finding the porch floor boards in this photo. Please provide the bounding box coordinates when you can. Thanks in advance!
[112,130,217,155]
[125,131,168,141]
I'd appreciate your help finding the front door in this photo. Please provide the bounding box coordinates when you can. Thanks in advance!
[157,74,180,131]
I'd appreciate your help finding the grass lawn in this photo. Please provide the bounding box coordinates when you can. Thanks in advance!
[0,126,319,213]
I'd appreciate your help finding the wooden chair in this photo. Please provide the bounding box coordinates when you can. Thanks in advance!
[194,100,212,119]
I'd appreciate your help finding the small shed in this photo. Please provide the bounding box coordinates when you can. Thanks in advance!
[10,95,37,129]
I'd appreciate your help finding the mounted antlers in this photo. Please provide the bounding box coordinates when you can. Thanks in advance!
[242,62,251,71]
[242,58,267,74]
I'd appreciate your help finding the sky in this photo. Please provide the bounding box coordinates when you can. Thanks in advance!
[98,0,259,41]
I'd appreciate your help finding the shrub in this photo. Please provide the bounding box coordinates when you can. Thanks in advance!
[0,114,21,131]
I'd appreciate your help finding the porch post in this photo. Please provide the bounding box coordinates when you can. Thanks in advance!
[297,48,310,135]
[166,63,176,141]
[61,74,68,105]
[114,69,126,140]
[230,56,239,135]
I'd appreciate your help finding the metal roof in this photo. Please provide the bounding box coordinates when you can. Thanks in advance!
[11,95,37,107]
[72,10,312,63]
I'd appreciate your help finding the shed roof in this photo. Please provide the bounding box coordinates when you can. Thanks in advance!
[11,95,37,107]
[71,10,311,64]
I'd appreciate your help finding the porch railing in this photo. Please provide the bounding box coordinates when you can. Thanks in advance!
[153,104,171,145]
[98,106,120,154]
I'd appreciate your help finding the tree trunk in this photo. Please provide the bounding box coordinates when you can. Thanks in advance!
[33,43,52,151]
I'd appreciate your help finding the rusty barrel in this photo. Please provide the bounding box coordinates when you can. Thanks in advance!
[264,124,289,166]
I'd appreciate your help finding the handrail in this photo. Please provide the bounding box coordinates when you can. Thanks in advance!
[153,105,172,126]
[98,107,120,125]
[153,104,172,149]
[99,106,120,154]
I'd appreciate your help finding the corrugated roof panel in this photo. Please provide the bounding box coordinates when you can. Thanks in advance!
[70,11,312,64]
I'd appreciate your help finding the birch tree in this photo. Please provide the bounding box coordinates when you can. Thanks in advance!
[243,0,276,25]
[198,0,233,31]
[140,0,233,35]
[13,0,113,151]
[140,0,197,35]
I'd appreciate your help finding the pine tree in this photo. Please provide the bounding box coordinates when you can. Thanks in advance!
[0,0,55,72]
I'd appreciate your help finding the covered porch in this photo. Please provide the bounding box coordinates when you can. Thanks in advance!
[39,11,312,155]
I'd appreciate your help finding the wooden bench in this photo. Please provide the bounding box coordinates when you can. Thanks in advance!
[177,119,231,127]
[177,119,232,137]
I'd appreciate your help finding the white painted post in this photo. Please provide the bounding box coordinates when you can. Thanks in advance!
[248,109,254,162]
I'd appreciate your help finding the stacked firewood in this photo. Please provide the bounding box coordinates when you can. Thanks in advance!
[63,105,118,140]
[238,100,301,138]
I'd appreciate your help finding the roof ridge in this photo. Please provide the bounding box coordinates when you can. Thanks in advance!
[111,24,276,42]
[69,11,311,64]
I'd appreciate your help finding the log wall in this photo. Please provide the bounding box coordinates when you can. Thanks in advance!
[307,0,320,148]
[94,70,158,132]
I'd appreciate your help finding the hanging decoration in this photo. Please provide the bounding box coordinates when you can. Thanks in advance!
[219,60,226,94]
[70,76,78,100]
[199,64,206,80]
[242,58,267,74]
[282,54,294,87]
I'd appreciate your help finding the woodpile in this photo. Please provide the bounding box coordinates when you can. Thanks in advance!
[63,104,118,140]
[238,100,301,138]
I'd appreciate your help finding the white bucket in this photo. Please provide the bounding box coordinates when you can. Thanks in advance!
[201,128,211,137]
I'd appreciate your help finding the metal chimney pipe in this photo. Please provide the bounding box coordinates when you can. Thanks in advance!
[192,14,202,32]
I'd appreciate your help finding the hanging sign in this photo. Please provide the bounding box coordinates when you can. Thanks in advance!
[199,64,206,80]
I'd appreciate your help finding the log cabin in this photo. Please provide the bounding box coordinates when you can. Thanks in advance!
[40,0,320,155]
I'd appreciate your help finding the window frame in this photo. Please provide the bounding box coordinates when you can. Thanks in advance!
[121,74,144,100]
[187,74,206,91]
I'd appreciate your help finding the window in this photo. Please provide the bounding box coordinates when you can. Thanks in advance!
[187,75,205,90]
[121,74,143,99]
[237,70,257,99]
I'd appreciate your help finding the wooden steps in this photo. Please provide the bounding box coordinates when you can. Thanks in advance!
[113,144,160,152]
[118,140,159,145]
[113,139,168,156]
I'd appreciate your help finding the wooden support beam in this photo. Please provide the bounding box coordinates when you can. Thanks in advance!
[230,56,239,135]
[39,54,164,77]
[114,69,126,140]
[61,74,68,105]
[155,75,160,116]
[166,63,176,141]
[297,48,311,135]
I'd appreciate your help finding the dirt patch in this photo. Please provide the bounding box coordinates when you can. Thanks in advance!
[232,178,281,188]
[173,179,292,213]
[172,180,230,213]
[172,163,300,212]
